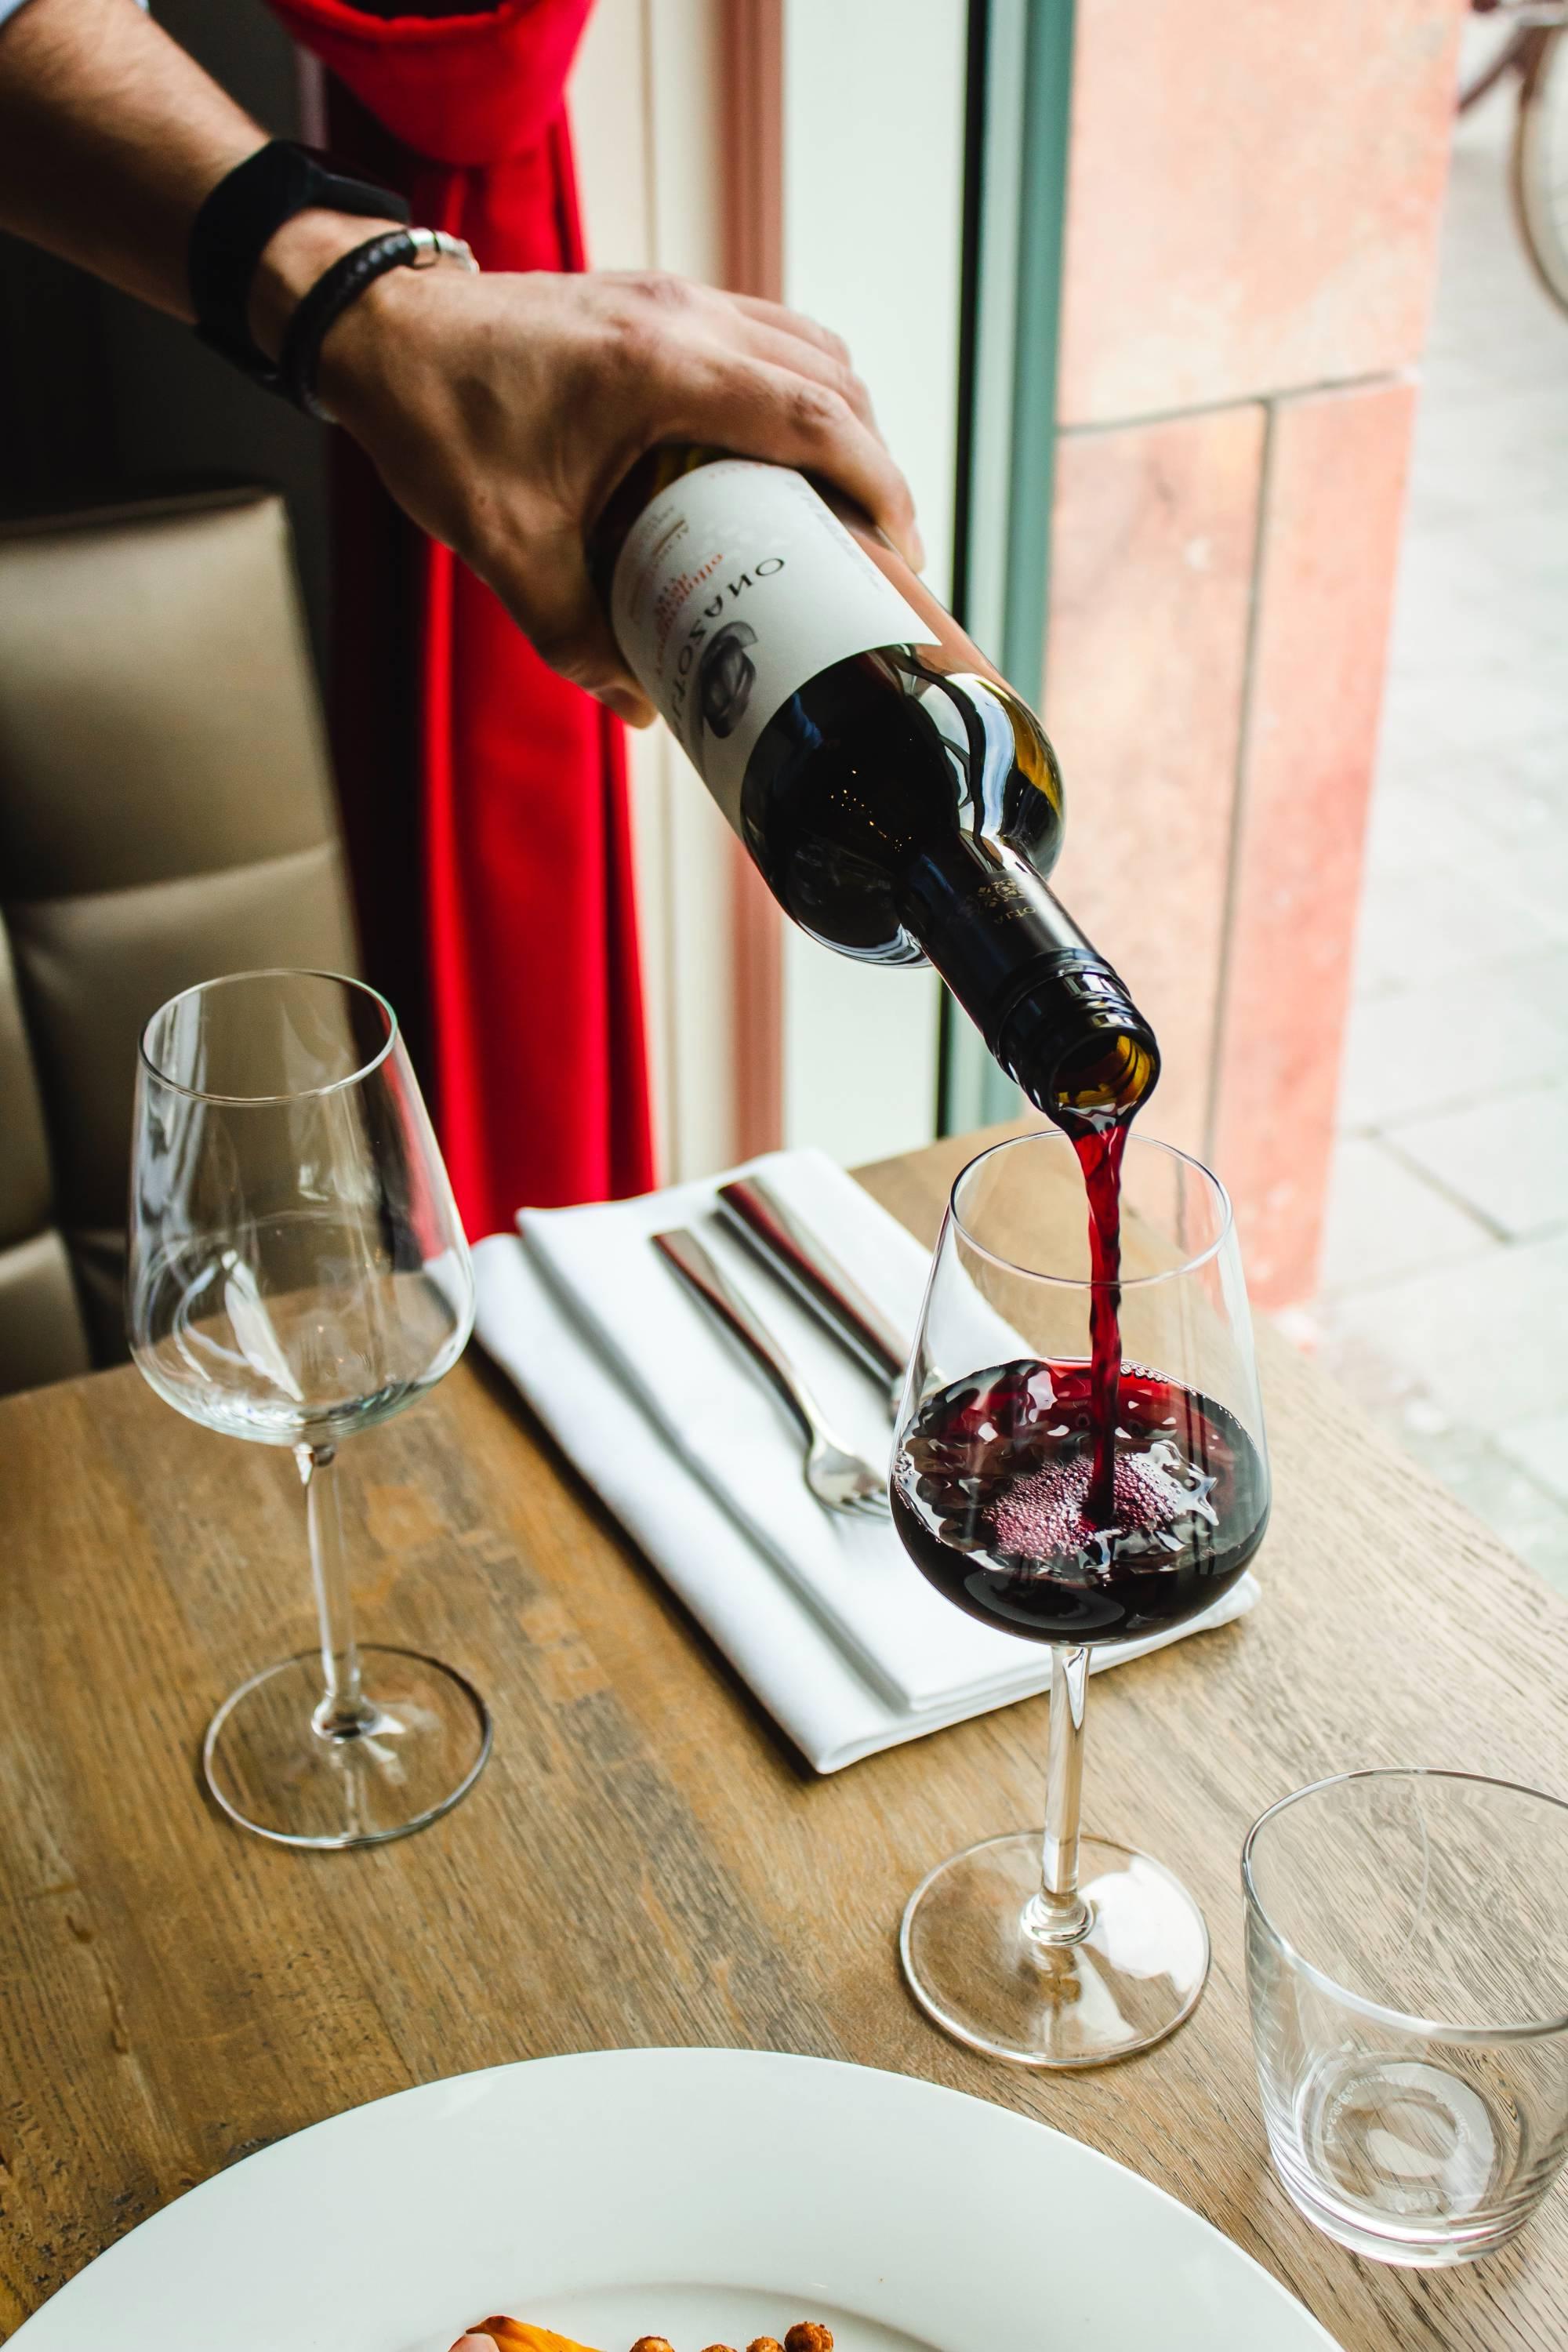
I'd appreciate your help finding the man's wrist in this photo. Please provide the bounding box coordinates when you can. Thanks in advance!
[248,205,408,363]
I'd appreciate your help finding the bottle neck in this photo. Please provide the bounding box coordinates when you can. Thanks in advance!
[993,958,1160,1127]
[898,837,1159,1123]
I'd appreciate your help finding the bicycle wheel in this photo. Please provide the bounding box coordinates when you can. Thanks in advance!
[1513,25,1568,314]
[1461,15,1530,111]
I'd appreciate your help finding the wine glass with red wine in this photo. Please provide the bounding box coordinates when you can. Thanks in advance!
[892,1129,1270,2067]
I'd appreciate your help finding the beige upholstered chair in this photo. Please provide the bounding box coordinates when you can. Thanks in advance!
[0,485,358,1394]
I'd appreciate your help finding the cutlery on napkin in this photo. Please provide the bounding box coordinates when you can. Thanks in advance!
[717,1170,909,1406]
[472,1148,1258,1773]
[653,1226,891,1519]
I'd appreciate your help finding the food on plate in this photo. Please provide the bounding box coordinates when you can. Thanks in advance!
[454,2320,835,2352]
[456,2331,593,2352]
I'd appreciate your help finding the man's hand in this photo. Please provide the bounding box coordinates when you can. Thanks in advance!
[311,265,924,724]
[0,0,921,722]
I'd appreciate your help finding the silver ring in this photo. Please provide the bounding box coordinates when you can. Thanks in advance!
[407,227,479,274]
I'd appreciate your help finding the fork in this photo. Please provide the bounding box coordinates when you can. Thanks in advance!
[652,1226,891,1520]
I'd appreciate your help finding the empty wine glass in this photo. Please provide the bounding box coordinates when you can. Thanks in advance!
[129,969,489,1849]
[892,1128,1270,2066]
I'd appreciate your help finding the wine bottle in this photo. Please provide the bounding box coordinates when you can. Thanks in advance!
[588,447,1158,1127]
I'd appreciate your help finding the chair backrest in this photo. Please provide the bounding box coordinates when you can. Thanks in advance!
[0,485,358,1392]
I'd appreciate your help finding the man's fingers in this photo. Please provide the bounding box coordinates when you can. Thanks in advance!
[665,357,924,571]
[530,587,657,725]
[607,274,855,373]
[735,317,880,435]
[488,527,657,723]
[604,683,657,726]
[724,292,854,368]
[713,291,890,448]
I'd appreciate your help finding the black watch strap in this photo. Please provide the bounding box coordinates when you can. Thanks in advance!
[188,140,410,390]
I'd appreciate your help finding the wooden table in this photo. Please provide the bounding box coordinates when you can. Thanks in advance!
[2,1128,1565,2347]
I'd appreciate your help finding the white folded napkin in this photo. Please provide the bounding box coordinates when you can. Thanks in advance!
[473,1147,1257,1773]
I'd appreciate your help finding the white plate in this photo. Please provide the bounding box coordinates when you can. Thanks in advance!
[13,2048,1341,2350]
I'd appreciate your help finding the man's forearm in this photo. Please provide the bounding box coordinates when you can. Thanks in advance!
[0,0,266,316]
[0,0,399,346]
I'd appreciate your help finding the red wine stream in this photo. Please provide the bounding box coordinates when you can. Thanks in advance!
[1073,1117,1128,1528]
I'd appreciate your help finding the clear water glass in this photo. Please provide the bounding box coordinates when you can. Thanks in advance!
[1243,1768,1568,2264]
[129,969,489,1849]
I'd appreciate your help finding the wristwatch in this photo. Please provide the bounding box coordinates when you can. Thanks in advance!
[188,139,412,394]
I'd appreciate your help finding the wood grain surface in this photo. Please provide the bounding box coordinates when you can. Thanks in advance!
[2,1127,1566,2346]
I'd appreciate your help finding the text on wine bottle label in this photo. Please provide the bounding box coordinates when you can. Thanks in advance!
[609,458,938,832]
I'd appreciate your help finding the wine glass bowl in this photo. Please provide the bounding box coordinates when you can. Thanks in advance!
[129,970,489,1849]
[892,1128,1270,2067]
[893,1132,1269,1650]
[132,970,471,1445]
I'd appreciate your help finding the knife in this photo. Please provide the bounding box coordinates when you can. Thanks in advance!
[715,1173,910,1410]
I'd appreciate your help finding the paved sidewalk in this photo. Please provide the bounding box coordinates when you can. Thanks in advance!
[1309,53,1568,1594]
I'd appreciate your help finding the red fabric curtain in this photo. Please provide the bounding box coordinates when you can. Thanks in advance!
[265,0,655,1236]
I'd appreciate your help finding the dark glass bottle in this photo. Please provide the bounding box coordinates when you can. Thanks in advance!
[590,446,1157,1126]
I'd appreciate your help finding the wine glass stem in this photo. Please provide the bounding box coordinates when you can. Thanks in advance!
[1028,1643,1091,1945]
[298,1443,373,1738]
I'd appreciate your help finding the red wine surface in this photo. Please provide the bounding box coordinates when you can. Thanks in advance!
[893,1358,1269,1646]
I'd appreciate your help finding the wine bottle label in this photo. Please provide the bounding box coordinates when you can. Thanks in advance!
[609,457,938,831]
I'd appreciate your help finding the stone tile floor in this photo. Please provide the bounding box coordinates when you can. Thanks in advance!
[1304,46,1568,1594]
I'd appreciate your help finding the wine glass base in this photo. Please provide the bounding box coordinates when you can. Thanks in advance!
[203,1646,492,1849]
[899,1829,1210,2068]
